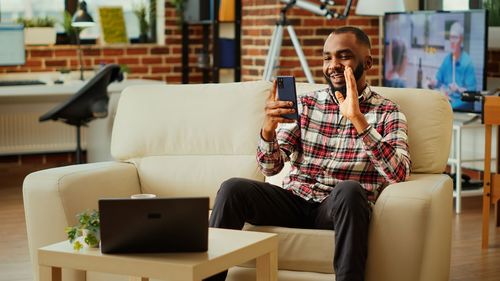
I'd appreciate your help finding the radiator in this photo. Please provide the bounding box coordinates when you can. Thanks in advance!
[0,111,87,155]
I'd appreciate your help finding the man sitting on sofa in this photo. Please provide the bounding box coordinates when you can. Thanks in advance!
[207,26,411,281]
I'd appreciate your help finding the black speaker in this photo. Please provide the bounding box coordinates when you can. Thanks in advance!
[183,0,211,23]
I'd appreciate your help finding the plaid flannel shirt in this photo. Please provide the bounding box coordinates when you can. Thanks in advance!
[257,85,411,202]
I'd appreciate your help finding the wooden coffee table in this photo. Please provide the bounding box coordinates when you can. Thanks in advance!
[38,228,278,281]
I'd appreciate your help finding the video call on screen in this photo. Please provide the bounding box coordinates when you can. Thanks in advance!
[383,10,487,113]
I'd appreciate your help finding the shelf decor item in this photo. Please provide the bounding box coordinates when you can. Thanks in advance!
[219,38,235,68]
[169,0,185,23]
[60,11,80,44]
[98,6,128,44]
[484,0,500,48]
[133,2,150,43]
[17,16,57,45]
[219,0,235,22]
[64,209,100,251]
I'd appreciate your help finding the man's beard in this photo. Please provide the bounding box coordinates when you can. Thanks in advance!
[324,62,364,98]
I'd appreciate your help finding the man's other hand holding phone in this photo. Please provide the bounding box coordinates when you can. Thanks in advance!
[262,80,297,142]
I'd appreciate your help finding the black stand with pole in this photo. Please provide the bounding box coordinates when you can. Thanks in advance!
[262,3,314,83]
[76,29,84,81]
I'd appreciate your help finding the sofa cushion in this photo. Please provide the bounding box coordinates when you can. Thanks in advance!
[133,155,264,208]
[242,224,335,274]
[111,80,272,159]
[371,86,452,174]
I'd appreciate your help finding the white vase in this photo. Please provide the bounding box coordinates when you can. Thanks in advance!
[489,27,500,49]
[80,229,101,248]
[24,27,56,45]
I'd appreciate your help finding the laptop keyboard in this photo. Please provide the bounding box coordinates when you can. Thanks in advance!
[0,80,46,86]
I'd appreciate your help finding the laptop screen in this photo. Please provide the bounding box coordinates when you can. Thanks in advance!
[99,197,209,254]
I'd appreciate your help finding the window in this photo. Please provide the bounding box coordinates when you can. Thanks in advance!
[0,0,164,44]
[0,0,65,32]
[443,0,469,10]
[75,0,150,40]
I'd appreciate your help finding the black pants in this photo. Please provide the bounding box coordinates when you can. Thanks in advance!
[204,177,372,281]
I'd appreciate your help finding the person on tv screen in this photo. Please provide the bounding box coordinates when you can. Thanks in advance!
[384,38,408,88]
[429,21,477,111]
[205,26,411,281]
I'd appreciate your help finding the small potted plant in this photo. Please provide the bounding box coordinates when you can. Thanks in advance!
[170,0,185,23]
[133,2,150,43]
[120,64,131,80]
[17,16,57,45]
[65,209,100,251]
[484,0,500,48]
[58,11,81,45]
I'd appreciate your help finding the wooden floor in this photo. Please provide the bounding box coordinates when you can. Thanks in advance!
[1,164,500,281]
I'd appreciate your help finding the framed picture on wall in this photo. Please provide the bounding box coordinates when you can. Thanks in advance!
[98,6,128,44]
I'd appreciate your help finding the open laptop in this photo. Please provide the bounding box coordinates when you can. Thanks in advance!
[98,197,209,254]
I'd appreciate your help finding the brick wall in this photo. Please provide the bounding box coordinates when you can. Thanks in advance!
[1,1,499,84]
[0,2,183,83]
[0,44,175,81]
[240,0,381,84]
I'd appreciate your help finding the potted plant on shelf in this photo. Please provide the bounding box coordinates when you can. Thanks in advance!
[17,16,57,45]
[133,2,150,43]
[65,209,100,251]
[120,64,131,80]
[170,0,185,23]
[58,11,81,45]
[484,0,500,48]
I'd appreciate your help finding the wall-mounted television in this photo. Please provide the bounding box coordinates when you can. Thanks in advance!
[383,10,488,113]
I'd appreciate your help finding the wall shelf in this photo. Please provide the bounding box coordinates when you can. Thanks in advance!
[181,0,241,83]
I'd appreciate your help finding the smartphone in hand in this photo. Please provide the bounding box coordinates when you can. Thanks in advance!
[276,76,299,120]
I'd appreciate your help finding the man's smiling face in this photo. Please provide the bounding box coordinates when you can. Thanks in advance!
[322,32,370,97]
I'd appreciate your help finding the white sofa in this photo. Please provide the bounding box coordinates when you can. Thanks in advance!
[23,80,453,281]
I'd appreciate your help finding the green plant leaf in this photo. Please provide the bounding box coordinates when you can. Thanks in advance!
[64,226,78,242]
[170,0,185,23]
[85,233,99,247]
[484,0,500,27]
[73,241,83,251]
[61,11,81,36]
[133,1,150,36]
[16,16,56,27]
[65,209,100,250]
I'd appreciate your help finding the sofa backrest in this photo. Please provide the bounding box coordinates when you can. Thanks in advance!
[111,81,452,205]
[295,83,453,174]
[111,81,271,206]
[371,86,453,173]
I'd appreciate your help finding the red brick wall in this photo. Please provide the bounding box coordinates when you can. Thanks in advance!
[0,44,174,81]
[240,0,381,85]
[0,2,183,83]
[1,1,499,83]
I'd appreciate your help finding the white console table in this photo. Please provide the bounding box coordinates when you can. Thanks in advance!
[0,79,164,162]
[448,114,498,214]
[449,119,482,214]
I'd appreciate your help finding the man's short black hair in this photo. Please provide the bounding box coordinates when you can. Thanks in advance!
[332,26,371,49]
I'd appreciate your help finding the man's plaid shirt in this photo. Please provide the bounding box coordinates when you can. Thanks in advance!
[257,85,411,202]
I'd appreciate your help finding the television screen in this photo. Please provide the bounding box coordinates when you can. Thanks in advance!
[383,10,488,113]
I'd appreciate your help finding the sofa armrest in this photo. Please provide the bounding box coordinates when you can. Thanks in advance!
[23,161,141,280]
[366,173,453,281]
